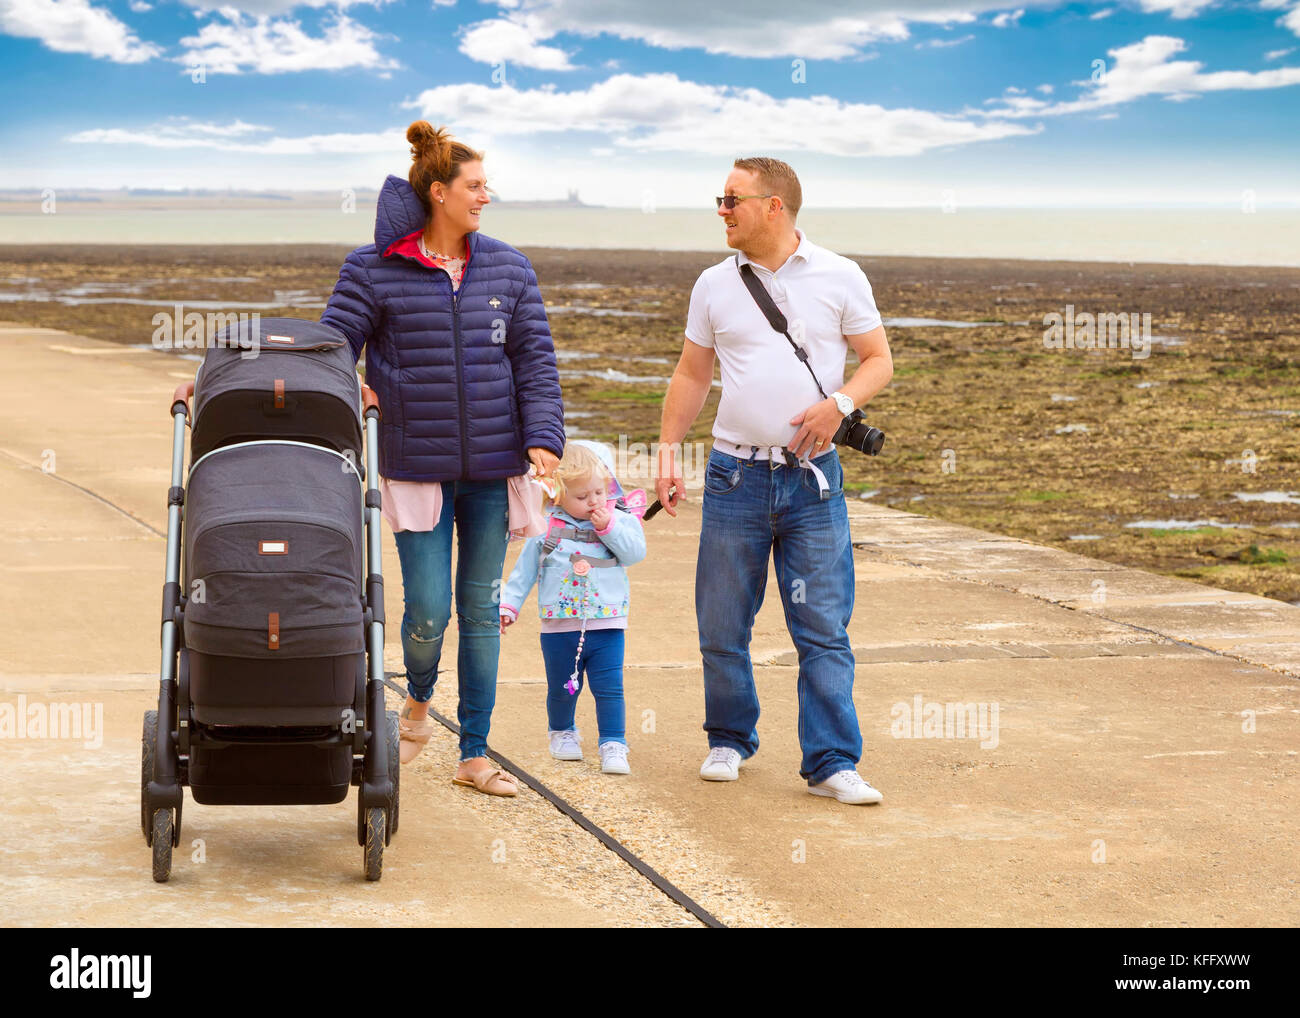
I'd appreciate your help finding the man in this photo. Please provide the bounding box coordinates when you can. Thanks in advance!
[654,157,893,805]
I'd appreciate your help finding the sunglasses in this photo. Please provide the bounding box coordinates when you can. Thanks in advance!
[715,194,774,210]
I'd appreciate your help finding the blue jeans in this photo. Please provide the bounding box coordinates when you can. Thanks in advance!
[392,479,508,761]
[695,447,861,785]
[540,628,626,745]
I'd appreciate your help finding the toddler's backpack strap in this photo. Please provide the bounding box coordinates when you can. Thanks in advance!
[539,518,601,564]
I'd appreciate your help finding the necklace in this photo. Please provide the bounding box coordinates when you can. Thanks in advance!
[418,235,459,262]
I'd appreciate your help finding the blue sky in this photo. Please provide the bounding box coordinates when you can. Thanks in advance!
[1,0,1298,206]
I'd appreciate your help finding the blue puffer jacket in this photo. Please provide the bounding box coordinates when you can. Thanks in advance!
[321,175,565,481]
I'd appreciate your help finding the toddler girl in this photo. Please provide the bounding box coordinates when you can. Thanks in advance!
[499,441,646,774]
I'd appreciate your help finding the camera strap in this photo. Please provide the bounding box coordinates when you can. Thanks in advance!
[735,256,830,400]
[730,256,833,499]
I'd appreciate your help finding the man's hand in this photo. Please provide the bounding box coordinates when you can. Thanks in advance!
[589,504,612,531]
[654,443,685,518]
[527,446,560,482]
[788,398,841,459]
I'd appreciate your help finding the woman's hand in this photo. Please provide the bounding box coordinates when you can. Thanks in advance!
[499,614,513,635]
[527,446,560,481]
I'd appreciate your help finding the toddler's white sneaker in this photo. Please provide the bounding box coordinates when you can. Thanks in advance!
[808,769,883,804]
[548,728,583,761]
[599,741,630,775]
[699,746,742,781]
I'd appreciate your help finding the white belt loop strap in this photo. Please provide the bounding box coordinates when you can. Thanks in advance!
[712,439,831,498]
[762,446,831,499]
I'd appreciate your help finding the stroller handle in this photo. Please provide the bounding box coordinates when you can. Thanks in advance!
[171,381,194,416]
[361,384,381,419]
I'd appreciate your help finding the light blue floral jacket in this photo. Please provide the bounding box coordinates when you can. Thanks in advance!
[499,506,646,623]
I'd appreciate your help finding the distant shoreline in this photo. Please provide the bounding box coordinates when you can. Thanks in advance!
[6,205,1297,268]
[4,242,1299,274]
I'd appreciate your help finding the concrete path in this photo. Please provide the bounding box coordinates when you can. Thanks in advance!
[1,323,1296,927]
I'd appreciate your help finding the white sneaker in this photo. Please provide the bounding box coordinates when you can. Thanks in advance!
[809,769,883,805]
[599,741,630,775]
[548,728,583,761]
[699,746,742,781]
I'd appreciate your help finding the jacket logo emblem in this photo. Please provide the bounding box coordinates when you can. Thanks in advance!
[488,297,502,308]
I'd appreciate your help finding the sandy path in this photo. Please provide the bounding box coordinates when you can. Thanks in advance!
[1,323,1296,927]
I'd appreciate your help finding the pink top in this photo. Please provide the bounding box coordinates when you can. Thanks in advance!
[380,474,548,540]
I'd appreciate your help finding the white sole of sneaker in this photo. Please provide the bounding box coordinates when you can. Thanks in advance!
[601,764,630,775]
[808,785,882,805]
[550,751,583,761]
[699,770,739,782]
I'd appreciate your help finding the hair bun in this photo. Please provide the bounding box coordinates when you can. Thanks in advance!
[406,120,448,158]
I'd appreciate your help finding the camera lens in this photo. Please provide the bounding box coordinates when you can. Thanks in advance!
[833,412,885,456]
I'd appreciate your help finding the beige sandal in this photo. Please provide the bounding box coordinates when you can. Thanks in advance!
[452,758,519,797]
[399,716,438,764]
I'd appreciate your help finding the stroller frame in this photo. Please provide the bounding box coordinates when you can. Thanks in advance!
[141,379,395,882]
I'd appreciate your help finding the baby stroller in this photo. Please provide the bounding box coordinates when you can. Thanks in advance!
[140,317,397,882]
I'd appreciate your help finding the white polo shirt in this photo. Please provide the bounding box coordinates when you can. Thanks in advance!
[685,229,883,451]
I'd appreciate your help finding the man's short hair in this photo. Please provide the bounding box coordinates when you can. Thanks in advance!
[733,156,802,219]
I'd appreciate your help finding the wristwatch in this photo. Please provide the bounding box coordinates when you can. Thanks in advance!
[831,391,855,415]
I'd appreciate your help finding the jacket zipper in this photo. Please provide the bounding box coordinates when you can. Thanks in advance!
[449,242,473,478]
[395,237,475,477]
[451,286,470,478]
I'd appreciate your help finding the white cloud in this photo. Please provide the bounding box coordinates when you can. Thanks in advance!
[176,11,399,74]
[992,8,1025,27]
[176,0,390,15]
[0,0,161,62]
[69,118,406,153]
[128,0,151,10]
[1037,83,1054,93]
[456,1,1060,61]
[1255,0,1300,39]
[916,33,974,48]
[1090,7,1115,18]
[1136,0,1217,17]
[1281,5,1300,38]
[979,34,1300,117]
[458,15,576,69]
[404,72,1040,157]
[1265,46,1296,59]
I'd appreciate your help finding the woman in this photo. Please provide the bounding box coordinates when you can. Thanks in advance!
[322,121,564,796]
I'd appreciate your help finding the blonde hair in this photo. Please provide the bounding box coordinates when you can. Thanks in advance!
[406,120,484,217]
[549,443,612,506]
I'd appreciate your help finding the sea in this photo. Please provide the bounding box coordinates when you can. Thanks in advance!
[4,205,1299,267]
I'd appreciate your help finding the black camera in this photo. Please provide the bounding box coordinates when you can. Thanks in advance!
[833,409,885,456]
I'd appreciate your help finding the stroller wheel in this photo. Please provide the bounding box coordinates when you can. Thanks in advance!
[151,809,174,883]
[141,711,158,845]
[364,808,385,882]
[386,710,400,841]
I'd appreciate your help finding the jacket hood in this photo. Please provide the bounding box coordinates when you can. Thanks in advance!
[373,175,426,253]
[566,439,625,498]
[374,173,486,262]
